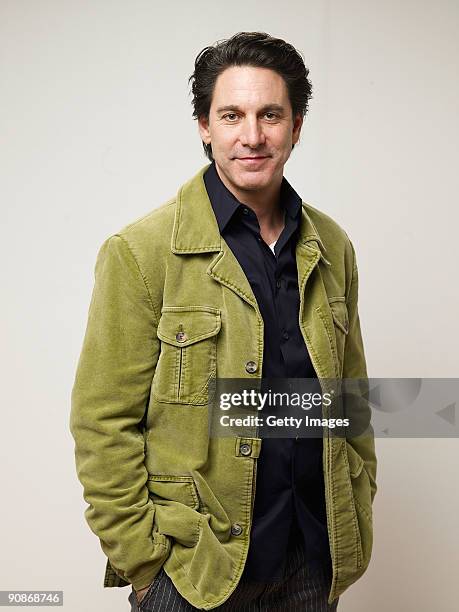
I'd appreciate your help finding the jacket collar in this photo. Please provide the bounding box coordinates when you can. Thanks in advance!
[171,163,330,263]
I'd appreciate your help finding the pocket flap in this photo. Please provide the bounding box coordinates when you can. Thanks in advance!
[157,307,221,347]
[345,442,364,478]
[328,298,349,335]
[147,475,200,510]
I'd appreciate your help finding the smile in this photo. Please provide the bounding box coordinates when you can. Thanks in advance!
[236,157,269,165]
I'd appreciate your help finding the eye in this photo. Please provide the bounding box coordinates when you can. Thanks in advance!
[264,112,279,121]
[223,113,239,122]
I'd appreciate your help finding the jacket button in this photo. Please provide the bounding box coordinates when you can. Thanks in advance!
[231,523,243,536]
[245,361,258,374]
[175,331,187,343]
[239,443,252,456]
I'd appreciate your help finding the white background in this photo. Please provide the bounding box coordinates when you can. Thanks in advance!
[1,1,458,610]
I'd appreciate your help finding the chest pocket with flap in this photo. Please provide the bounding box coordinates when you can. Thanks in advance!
[152,306,221,405]
[328,296,349,377]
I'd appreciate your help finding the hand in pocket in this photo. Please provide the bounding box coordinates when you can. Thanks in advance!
[135,582,153,605]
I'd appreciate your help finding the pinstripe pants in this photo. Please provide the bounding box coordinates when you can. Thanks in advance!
[128,543,339,611]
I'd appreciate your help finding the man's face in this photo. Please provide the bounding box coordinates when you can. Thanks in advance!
[198,66,303,198]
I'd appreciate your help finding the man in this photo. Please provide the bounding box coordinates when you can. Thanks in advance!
[70,32,377,611]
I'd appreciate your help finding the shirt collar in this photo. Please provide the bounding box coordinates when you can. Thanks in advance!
[203,160,302,234]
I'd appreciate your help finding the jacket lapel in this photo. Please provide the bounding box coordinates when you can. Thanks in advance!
[171,164,261,311]
[293,204,337,379]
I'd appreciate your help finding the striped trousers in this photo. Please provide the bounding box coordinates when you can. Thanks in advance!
[128,544,339,611]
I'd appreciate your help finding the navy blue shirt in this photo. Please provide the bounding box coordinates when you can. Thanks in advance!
[204,161,332,582]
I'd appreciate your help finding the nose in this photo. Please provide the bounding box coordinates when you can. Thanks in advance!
[239,116,266,149]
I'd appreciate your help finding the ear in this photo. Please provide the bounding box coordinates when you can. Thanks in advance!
[292,113,303,145]
[198,115,211,144]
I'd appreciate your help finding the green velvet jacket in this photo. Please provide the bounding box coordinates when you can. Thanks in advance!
[70,164,377,609]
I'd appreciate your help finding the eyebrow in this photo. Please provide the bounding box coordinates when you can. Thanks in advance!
[215,104,286,114]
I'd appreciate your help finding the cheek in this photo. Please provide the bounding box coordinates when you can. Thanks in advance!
[210,129,238,155]
[269,128,292,149]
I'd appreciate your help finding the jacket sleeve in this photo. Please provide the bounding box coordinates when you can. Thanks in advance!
[343,240,378,504]
[70,234,167,591]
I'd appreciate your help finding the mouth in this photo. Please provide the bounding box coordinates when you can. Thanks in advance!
[237,156,268,160]
[236,156,269,166]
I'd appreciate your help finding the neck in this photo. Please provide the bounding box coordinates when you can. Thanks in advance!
[214,162,284,231]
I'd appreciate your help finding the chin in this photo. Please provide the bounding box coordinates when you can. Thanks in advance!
[240,175,273,191]
[233,168,273,189]
[238,179,269,192]
[216,159,276,193]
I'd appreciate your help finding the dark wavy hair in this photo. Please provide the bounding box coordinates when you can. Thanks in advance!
[188,31,313,161]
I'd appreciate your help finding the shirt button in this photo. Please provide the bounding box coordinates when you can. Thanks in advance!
[242,207,249,215]
[245,361,258,374]
[175,331,188,342]
[231,523,243,536]
[282,331,289,340]
[257,236,262,242]
[276,279,282,289]
[239,443,252,456]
